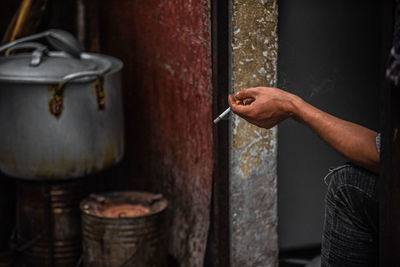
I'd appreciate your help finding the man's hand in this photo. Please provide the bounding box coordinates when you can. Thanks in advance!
[228,87,299,129]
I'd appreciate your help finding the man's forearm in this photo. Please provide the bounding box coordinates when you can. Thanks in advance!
[229,87,380,173]
[290,96,380,173]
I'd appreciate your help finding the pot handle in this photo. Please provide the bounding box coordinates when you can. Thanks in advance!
[59,58,112,86]
[0,29,82,58]
[4,42,48,66]
[48,58,112,118]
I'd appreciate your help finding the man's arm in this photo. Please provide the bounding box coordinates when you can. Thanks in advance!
[228,87,380,174]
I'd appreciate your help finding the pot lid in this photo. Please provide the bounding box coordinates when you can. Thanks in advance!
[0,51,115,84]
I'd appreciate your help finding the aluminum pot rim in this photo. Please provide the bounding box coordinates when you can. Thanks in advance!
[0,52,123,84]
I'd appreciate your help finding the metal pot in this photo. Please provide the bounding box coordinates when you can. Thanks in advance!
[0,30,124,180]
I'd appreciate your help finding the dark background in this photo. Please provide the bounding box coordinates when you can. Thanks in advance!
[277,0,382,249]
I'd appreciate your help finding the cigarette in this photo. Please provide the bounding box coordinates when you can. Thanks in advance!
[213,100,242,124]
[213,107,231,124]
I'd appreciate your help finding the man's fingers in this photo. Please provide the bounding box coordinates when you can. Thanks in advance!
[228,94,235,106]
[243,98,254,105]
[234,88,258,100]
[228,94,256,116]
[229,99,253,116]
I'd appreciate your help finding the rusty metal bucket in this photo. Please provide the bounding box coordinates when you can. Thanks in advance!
[80,191,168,267]
[15,178,89,267]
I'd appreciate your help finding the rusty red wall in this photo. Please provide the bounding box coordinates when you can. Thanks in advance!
[97,1,213,266]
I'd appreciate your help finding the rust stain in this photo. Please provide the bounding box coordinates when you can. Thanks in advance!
[48,84,65,119]
[92,77,106,111]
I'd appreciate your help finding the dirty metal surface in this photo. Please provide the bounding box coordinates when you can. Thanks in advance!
[81,192,168,267]
[16,179,90,267]
[96,0,213,266]
[230,0,279,266]
[0,74,124,180]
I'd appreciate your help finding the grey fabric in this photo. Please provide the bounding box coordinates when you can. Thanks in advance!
[321,164,378,267]
[386,1,400,86]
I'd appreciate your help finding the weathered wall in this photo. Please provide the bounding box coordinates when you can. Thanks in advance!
[95,1,213,266]
[230,0,278,266]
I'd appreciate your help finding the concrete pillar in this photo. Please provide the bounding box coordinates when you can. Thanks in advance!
[230,0,278,266]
